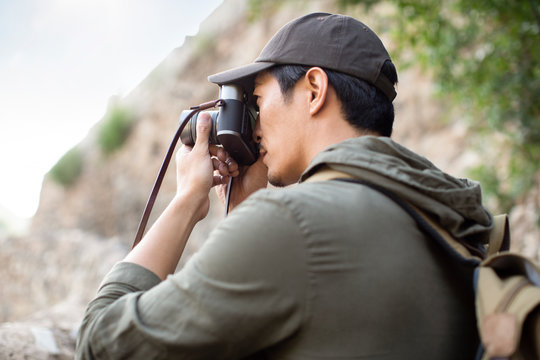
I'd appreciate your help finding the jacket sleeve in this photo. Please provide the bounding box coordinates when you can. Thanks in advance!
[75,191,310,360]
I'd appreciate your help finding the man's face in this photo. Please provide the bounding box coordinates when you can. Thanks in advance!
[253,71,307,187]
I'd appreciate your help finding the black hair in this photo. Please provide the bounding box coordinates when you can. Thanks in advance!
[267,61,397,137]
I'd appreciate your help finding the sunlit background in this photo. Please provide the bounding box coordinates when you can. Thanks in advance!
[0,0,222,220]
[1,1,539,355]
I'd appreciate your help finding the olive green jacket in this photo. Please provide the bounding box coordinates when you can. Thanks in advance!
[76,136,493,359]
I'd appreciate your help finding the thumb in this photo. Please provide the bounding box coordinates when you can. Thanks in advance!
[194,112,212,148]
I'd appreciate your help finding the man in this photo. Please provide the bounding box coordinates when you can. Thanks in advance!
[77,13,493,359]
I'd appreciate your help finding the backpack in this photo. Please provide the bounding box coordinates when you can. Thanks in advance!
[306,167,540,360]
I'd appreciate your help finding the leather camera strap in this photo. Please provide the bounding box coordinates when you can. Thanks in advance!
[131,99,224,249]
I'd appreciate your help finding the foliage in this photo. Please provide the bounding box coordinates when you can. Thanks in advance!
[194,33,217,57]
[339,0,540,211]
[49,147,84,187]
[248,0,540,211]
[98,103,134,155]
[247,0,287,21]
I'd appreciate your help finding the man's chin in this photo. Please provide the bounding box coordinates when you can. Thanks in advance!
[267,171,298,188]
[267,175,286,188]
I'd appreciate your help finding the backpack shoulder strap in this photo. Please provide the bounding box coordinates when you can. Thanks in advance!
[304,166,483,265]
[487,214,510,256]
[303,166,355,183]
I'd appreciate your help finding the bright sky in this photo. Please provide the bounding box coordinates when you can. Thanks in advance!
[0,0,222,219]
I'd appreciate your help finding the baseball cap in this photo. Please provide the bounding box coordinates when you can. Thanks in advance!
[208,12,397,101]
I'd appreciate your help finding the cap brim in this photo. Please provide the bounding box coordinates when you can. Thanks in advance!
[208,62,275,108]
[208,61,275,85]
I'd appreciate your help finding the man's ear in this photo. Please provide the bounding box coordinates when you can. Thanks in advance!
[305,67,328,116]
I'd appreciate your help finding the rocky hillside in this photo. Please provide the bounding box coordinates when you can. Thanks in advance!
[1,0,538,357]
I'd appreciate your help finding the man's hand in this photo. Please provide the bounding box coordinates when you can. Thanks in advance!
[176,111,267,215]
[175,113,238,220]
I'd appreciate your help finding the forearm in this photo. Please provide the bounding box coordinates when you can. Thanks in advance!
[124,192,203,280]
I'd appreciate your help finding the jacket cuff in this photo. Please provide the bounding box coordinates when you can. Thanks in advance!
[98,261,162,292]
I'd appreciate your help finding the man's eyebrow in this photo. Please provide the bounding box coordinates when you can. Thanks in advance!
[254,78,264,88]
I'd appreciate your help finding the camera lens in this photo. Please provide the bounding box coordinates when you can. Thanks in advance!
[179,110,219,146]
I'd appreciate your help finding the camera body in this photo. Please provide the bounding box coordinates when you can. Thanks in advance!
[179,85,259,165]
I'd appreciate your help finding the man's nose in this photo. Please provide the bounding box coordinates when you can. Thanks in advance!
[253,116,262,143]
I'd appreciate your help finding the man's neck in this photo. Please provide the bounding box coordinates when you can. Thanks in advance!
[301,117,364,170]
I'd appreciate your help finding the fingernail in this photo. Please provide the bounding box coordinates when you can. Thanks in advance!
[199,113,210,123]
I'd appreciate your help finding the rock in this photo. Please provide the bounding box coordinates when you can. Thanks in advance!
[2,0,539,356]
[0,299,83,359]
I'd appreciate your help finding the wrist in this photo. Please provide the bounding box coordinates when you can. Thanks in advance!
[173,188,209,221]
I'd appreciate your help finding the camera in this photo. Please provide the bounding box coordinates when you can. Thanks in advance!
[179,85,259,165]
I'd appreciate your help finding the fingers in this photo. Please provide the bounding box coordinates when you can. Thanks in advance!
[226,158,239,176]
[212,170,230,187]
[188,114,239,178]
[191,114,238,176]
[212,157,230,176]
[209,145,239,177]
[209,145,228,163]
[211,157,240,178]
[193,113,212,151]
